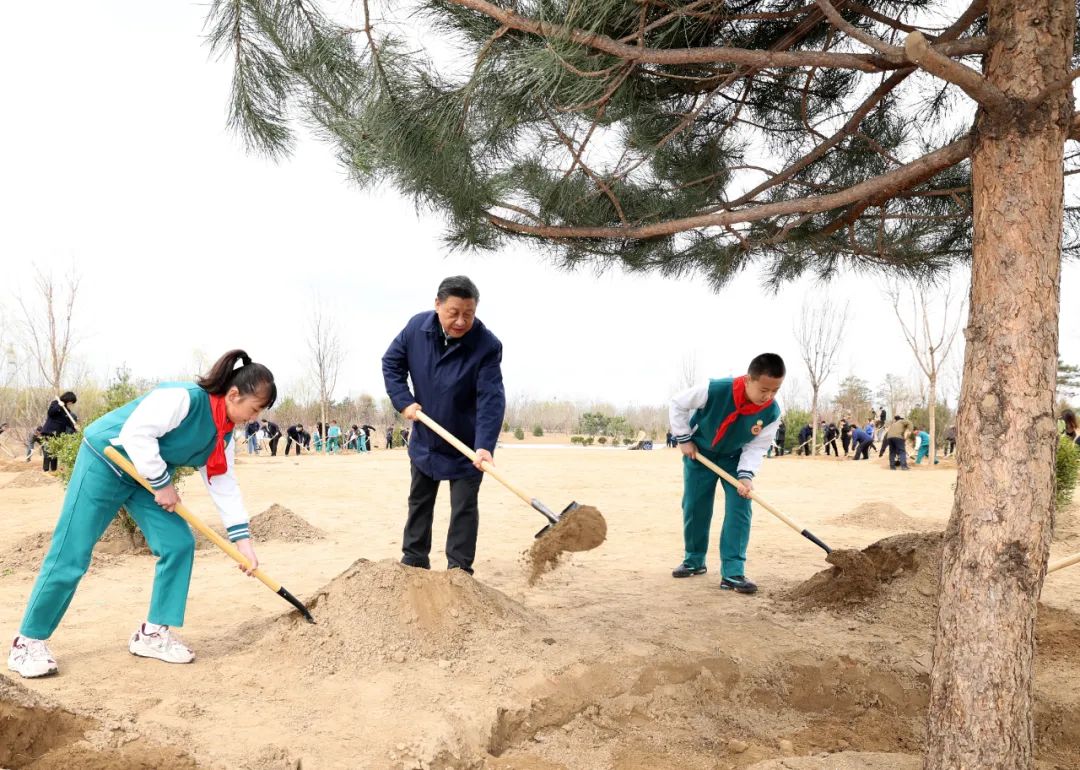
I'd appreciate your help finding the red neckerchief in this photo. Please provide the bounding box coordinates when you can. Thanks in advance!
[207,395,235,483]
[711,375,773,447]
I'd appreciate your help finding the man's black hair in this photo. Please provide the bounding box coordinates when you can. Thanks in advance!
[59,391,77,404]
[747,353,785,379]
[437,275,479,303]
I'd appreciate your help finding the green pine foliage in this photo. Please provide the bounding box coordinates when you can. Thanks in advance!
[204,0,1046,287]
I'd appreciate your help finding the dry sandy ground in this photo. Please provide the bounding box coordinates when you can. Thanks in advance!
[2,446,1080,769]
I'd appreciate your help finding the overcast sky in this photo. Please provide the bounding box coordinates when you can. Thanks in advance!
[2,1,1078,408]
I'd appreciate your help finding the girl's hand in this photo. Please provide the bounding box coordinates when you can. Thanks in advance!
[235,538,259,576]
[154,484,180,512]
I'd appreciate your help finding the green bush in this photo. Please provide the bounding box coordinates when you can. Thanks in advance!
[570,435,584,445]
[584,436,595,446]
[597,436,607,445]
[1057,436,1080,508]
[502,420,510,432]
[513,426,525,440]
[532,425,544,437]
[623,438,632,446]
[782,408,812,453]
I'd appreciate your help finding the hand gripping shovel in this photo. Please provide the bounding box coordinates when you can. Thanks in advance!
[413,410,577,538]
[692,452,833,555]
[103,446,316,623]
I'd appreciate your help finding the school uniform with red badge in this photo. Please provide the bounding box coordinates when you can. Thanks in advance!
[669,365,783,593]
[8,351,274,678]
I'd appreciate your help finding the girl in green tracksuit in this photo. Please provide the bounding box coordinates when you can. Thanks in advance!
[8,350,276,678]
[669,353,785,594]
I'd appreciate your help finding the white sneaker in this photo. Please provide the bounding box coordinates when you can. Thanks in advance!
[8,635,58,678]
[128,624,195,664]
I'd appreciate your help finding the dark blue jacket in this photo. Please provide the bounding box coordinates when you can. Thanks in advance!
[41,400,77,436]
[382,311,506,480]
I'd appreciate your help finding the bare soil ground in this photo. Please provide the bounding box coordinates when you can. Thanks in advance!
[1,447,1078,769]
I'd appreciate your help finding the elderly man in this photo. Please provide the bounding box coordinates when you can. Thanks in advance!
[382,276,506,574]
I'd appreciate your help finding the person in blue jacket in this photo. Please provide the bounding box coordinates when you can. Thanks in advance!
[382,276,506,575]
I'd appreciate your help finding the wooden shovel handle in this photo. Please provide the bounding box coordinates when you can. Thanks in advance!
[693,452,807,536]
[1048,551,1080,574]
[412,410,533,506]
[102,447,282,593]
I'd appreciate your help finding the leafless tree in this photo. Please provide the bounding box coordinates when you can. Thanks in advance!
[793,299,849,454]
[887,280,966,462]
[307,300,343,437]
[677,352,699,393]
[18,268,80,393]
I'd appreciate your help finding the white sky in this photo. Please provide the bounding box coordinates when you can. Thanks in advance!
[2,1,1078,408]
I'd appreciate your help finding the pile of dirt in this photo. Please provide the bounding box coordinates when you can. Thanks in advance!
[95,519,152,556]
[248,503,325,542]
[1,520,153,573]
[1053,502,1080,543]
[260,558,545,673]
[526,505,607,584]
[1,531,54,572]
[0,676,197,770]
[787,531,944,625]
[0,458,33,472]
[3,470,59,488]
[828,502,933,532]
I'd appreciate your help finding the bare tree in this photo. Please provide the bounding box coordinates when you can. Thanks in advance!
[793,300,848,454]
[677,352,698,393]
[307,301,343,437]
[18,268,80,393]
[887,280,966,462]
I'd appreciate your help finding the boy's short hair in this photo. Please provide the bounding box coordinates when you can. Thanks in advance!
[748,353,785,379]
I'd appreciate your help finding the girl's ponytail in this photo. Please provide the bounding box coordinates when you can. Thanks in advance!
[198,349,277,409]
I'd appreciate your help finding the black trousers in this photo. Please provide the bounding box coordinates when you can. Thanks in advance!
[854,439,872,460]
[268,437,280,456]
[774,442,785,456]
[841,436,851,455]
[886,436,909,469]
[402,464,483,573]
[42,446,58,472]
[824,439,838,456]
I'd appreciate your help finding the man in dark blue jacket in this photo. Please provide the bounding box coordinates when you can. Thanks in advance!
[382,276,506,574]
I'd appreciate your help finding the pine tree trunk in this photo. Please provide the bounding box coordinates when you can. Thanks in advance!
[924,1,1073,766]
[811,388,819,455]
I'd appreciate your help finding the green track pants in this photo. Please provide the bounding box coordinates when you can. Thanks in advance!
[20,444,196,639]
[681,449,753,578]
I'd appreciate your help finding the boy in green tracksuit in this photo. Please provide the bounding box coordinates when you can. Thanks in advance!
[669,353,785,594]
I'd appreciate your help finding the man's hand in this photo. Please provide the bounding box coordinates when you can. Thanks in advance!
[235,539,259,576]
[474,448,494,471]
[402,403,422,421]
[679,442,698,460]
[737,478,754,498]
[154,484,180,512]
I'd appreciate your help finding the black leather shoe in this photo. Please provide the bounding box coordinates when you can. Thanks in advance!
[720,575,758,594]
[672,563,707,578]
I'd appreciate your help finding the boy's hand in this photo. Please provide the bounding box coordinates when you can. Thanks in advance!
[235,538,259,575]
[154,484,180,512]
[679,442,697,460]
[737,478,753,498]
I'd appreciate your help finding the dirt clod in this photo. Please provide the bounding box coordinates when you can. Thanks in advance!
[248,503,324,542]
[526,505,606,584]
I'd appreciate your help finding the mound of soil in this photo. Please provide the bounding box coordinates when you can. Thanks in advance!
[95,519,151,556]
[748,754,920,770]
[248,503,324,542]
[0,458,33,472]
[3,470,59,489]
[260,558,545,673]
[526,505,607,584]
[1,531,55,572]
[828,502,933,532]
[0,676,196,770]
[787,532,944,621]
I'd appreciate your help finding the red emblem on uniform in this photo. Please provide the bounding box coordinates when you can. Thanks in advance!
[751,419,763,435]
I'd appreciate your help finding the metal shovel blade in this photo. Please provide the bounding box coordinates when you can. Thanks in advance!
[534,501,580,539]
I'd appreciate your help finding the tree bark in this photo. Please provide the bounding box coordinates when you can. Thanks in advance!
[924,1,1073,767]
[928,372,937,464]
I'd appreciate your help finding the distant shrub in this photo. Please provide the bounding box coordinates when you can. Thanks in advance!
[597,437,607,445]
[1058,435,1080,508]
[532,425,544,437]
[514,426,525,440]
[570,436,584,445]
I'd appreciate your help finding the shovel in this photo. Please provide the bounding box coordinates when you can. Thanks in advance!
[692,452,833,555]
[103,446,316,623]
[413,410,577,538]
[1048,550,1080,575]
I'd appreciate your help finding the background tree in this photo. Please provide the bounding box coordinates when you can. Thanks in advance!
[210,0,1079,764]
[18,268,80,393]
[307,301,343,436]
[1059,357,1080,400]
[887,280,965,463]
[793,299,847,454]
[832,374,873,423]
